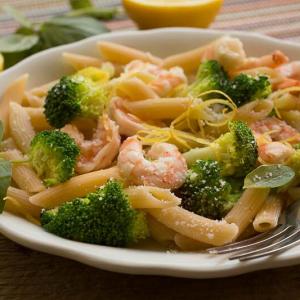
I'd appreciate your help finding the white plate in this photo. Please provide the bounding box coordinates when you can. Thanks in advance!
[1,28,300,278]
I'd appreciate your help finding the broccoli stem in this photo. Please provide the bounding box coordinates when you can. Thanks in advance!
[183,146,217,166]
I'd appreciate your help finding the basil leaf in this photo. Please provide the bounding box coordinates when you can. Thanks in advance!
[39,16,109,49]
[70,0,93,9]
[66,7,117,20]
[0,34,40,68]
[0,34,39,53]
[0,160,12,213]
[244,164,295,189]
[2,5,33,30]
[0,121,3,142]
[16,26,37,36]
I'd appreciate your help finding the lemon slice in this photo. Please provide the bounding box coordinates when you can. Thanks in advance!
[122,0,223,29]
[0,54,4,72]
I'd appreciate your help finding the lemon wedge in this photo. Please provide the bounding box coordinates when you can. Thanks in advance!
[123,0,223,29]
[0,54,4,72]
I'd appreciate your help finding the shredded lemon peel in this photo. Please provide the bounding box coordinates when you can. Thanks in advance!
[137,90,236,150]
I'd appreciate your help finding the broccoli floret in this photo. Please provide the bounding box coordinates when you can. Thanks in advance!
[29,130,80,186]
[183,120,258,177]
[177,160,241,219]
[44,74,109,128]
[188,60,271,106]
[41,180,149,247]
[188,60,228,99]
[225,74,272,107]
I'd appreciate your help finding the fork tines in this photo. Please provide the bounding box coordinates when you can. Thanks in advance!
[207,224,300,261]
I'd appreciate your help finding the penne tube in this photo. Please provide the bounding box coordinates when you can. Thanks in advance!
[162,41,215,73]
[24,91,45,107]
[122,97,191,120]
[0,138,17,151]
[147,206,239,246]
[288,187,300,201]
[9,102,35,153]
[253,194,284,232]
[63,52,103,70]
[6,187,41,218]
[174,233,209,251]
[225,188,270,236]
[29,166,121,208]
[98,41,163,65]
[25,107,51,131]
[116,78,158,101]
[280,110,300,132]
[147,215,176,246]
[235,100,274,124]
[0,74,28,138]
[1,150,45,193]
[28,80,57,97]
[125,186,181,209]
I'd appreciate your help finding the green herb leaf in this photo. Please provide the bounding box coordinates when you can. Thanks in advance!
[0,160,12,213]
[39,16,109,49]
[0,34,40,68]
[66,7,117,20]
[69,0,93,10]
[0,121,3,143]
[244,164,295,189]
[0,34,39,53]
[2,5,33,30]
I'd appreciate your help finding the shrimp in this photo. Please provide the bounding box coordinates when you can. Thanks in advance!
[250,117,300,144]
[276,62,300,89]
[277,61,300,80]
[239,50,289,71]
[117,136,187,189]
[258,142,295,164]
[202,36,247,71]
[62,114,121,174]
[250,117,300,164]
[110,97,145,136]
[121,60,187,97]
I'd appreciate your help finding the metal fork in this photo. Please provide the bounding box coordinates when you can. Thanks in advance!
[207,200,300,261]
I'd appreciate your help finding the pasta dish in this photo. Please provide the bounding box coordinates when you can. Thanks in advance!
[1,35,300,251]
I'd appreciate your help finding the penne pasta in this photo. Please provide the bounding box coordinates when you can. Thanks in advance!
[147,215,176,246]
[25,107,51,131]
[63,52,103,70]
[6,187,41,218]
[288,187,300,201]
[98,41,163,65]
[174,233,209,251]
[0,138,17,151]
[29,166,121,208]
[225,188,270,236]
[125,186,181,209]
[24,91,45,107]
[0,74,28,138]
[280,110,300,131]
[253,194,284,232]
[28,80,57,97]
[148,206,239,246]
[162,41,214,73]
[1,149,45,193]
[122,97,191,120]
[9,102,35,153]
[116,78,159,101]
[236,100,274,124]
